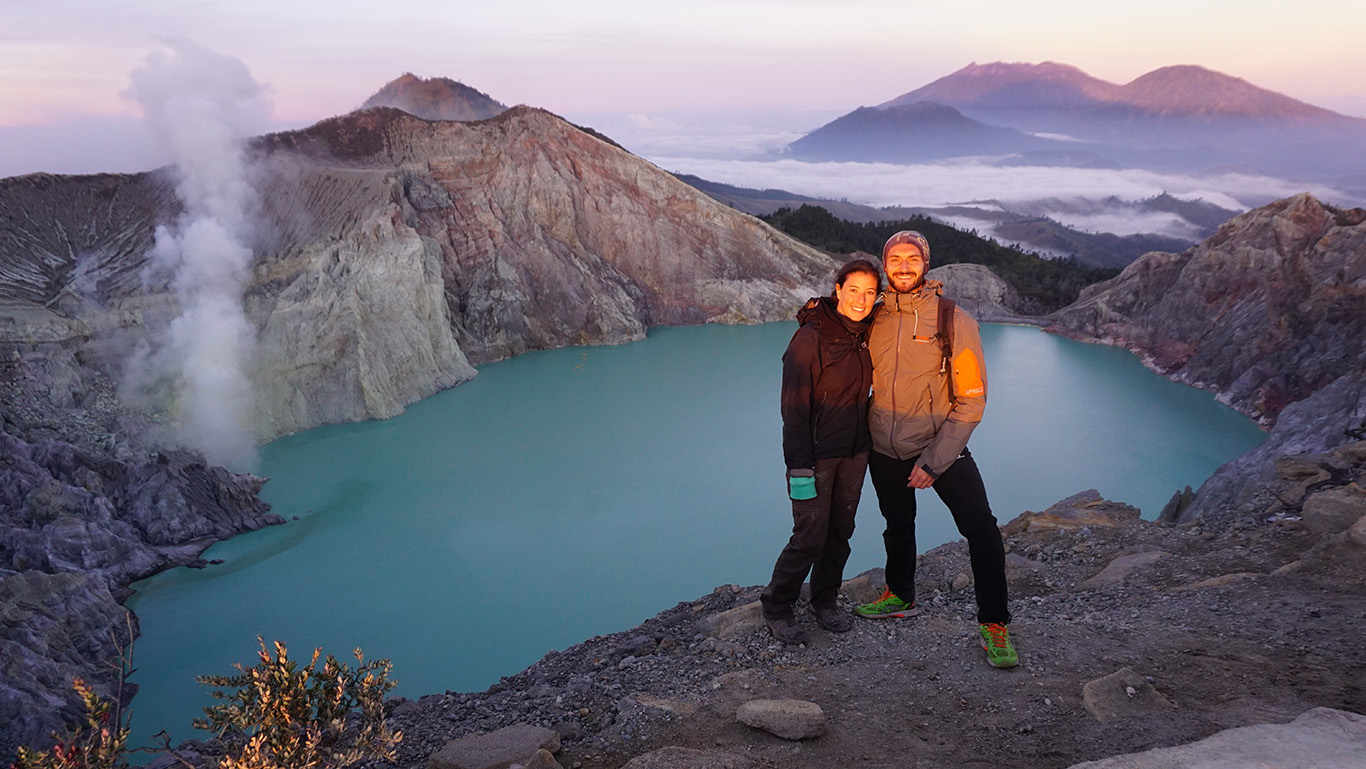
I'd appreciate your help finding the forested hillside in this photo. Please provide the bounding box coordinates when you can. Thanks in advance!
[763,204,1121,311]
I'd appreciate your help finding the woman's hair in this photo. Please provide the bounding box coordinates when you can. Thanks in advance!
[833,258,883,293]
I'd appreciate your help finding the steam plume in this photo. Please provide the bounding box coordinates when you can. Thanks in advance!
[122,41,270,469]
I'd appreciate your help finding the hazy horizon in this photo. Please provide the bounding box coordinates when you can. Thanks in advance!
[4,0,1366,176]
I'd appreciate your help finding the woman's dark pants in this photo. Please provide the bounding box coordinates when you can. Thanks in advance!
[868,448,1011,625]
[760,452,869,620]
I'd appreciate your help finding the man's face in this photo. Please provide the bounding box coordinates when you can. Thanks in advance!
[884,245,927,293]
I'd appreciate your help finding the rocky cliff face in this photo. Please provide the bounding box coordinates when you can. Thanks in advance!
[0,106,835,756]
[1047,193,1366,520]
[2,106,836,444]
[929,262,1039,324]
[1048,193,1365,423]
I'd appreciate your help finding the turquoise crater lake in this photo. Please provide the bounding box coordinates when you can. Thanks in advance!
[126,323,1264,743]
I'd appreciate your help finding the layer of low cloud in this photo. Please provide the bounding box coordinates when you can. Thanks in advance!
[119,41,270,470]
[649,155,1359,214]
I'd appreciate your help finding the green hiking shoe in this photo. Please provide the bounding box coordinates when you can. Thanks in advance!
[979,623,1019,668]
[854,588,920,619]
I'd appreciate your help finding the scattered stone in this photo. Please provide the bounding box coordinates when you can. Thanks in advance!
[1004,553,1046,585]
[1301,483,1366,535]
[735,699,825,740]
[705,601,764,639]
[620,747,753,769]
[551,720,582,742]
[839,572,886,605]
[1081,667,1175,723]
[1003,491,1141,535]
[391,697,423,718]
[1074,551,1170,591]
[951,572,972,591]
[1172,572,1260,592]
[615,634,657,658]
[516,749,563,769]
[1067,707,1366,768]
[1156,486,1195,524]
[427,724,561,769]
[617,693,696,718]
[1347,514,1366,548]
[1331,441,1366,466]
[1274,454,1337,482]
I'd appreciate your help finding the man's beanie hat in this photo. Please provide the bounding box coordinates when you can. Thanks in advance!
[882,230,930,264]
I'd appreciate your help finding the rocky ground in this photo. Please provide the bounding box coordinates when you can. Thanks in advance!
[366,443,1366,769]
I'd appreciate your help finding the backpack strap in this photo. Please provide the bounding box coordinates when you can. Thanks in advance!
[936,296,956,402]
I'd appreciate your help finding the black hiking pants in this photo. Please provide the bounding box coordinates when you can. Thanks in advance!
[760,452,869,619]
[869,448,1011,625]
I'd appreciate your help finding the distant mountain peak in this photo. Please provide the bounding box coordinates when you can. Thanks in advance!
[882,61,1119,110]
[882,61,1344,122]
[359,74,508,122]
[1116,65,1339,119]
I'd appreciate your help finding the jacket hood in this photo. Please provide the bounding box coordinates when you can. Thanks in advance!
[797,295,872,335]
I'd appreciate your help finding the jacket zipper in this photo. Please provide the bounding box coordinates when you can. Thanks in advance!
[889,293,903,459]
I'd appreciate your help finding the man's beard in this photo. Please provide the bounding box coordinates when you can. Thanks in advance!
[890,274,923,292]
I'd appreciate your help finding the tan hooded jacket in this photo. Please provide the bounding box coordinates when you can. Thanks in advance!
[868,278,987,476]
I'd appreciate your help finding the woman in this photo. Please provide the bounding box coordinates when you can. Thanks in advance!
[759,258,881,644]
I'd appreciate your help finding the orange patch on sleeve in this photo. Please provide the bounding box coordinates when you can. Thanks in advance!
[953,348,985,397]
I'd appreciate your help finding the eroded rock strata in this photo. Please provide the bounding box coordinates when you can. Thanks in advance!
[0,106,835,756]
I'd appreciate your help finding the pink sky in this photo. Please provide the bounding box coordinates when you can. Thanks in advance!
[3,0,1365,176]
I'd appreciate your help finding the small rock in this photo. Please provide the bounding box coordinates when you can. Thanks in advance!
[1348,514,1366,548]
[1275,454,1337,481]
[704,601,764,639]
[620,747,750,769]
[552,720,582,741]
[520,749,563,769]
[1081,667,1176,723]
[1301,484,1366,535]
[428,724,561,769]
[1075,551,1170,592]
[735,699,826,740]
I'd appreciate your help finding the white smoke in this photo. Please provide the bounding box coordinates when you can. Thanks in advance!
[121,41,270,470]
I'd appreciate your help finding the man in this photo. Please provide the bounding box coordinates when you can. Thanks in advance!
[854,230,1018,669]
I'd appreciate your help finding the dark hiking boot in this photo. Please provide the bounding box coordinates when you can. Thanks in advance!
[765,616,808,645]
[813,606,852,633]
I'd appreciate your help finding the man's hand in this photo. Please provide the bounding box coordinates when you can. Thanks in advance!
[907,466,935,489]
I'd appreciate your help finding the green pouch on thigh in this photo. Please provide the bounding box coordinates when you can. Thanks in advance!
[788,475,817,501]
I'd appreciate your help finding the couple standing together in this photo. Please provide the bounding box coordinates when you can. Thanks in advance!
[759,230,1018,669]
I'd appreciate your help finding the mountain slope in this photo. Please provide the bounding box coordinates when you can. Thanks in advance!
[786,102,1043,162]
[1115,65,1342,119]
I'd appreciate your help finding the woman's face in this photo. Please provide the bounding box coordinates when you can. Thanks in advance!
[835,270,879,322]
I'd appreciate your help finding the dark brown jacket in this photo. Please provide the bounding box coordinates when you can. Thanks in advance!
[781,296,874,470]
